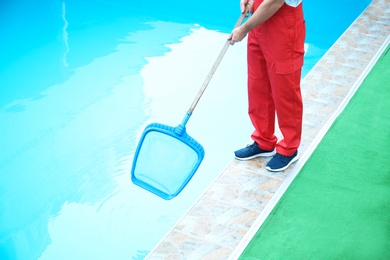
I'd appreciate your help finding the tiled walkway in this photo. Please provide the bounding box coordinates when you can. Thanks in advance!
[147,1,390,259]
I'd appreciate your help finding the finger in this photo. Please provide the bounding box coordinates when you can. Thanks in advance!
[248,0,255,13]
[240,0,248,13]
[239,1,244,12]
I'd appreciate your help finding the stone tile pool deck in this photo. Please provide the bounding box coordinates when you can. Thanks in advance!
[147,1,390,258]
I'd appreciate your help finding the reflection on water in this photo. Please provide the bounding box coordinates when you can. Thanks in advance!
[61,1,69,68]
[0,1,196,258]
[0,0,371,259]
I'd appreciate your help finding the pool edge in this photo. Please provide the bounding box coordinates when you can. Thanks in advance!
[147,1,390,259]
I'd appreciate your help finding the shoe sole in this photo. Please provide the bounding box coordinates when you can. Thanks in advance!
[234,150,276,161]
[265,153,299,172]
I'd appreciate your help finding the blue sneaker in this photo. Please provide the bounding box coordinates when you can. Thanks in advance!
[266,151,299,172]
[234,142,275,160]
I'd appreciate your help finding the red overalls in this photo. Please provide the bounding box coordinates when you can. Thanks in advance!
[247,0,306,156]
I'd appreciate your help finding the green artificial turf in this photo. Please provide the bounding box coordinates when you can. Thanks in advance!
[239,45,390,259]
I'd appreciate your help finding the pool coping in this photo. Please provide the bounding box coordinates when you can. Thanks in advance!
[147,1,390,259]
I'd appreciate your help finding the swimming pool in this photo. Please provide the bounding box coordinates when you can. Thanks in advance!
[0,0,371,259]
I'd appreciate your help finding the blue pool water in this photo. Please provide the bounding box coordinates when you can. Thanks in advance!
[0,0,371,259]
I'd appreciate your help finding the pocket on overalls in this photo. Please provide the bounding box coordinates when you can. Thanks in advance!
[275,56,304,75]
[285,6,306,56]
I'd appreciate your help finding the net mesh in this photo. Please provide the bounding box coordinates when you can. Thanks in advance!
[133,131,200,196]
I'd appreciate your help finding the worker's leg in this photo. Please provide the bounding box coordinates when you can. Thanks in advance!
[247,28,278,151]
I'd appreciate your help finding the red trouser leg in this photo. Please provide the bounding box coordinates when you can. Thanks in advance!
[248,2,305,156]
[247,34,278,151]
